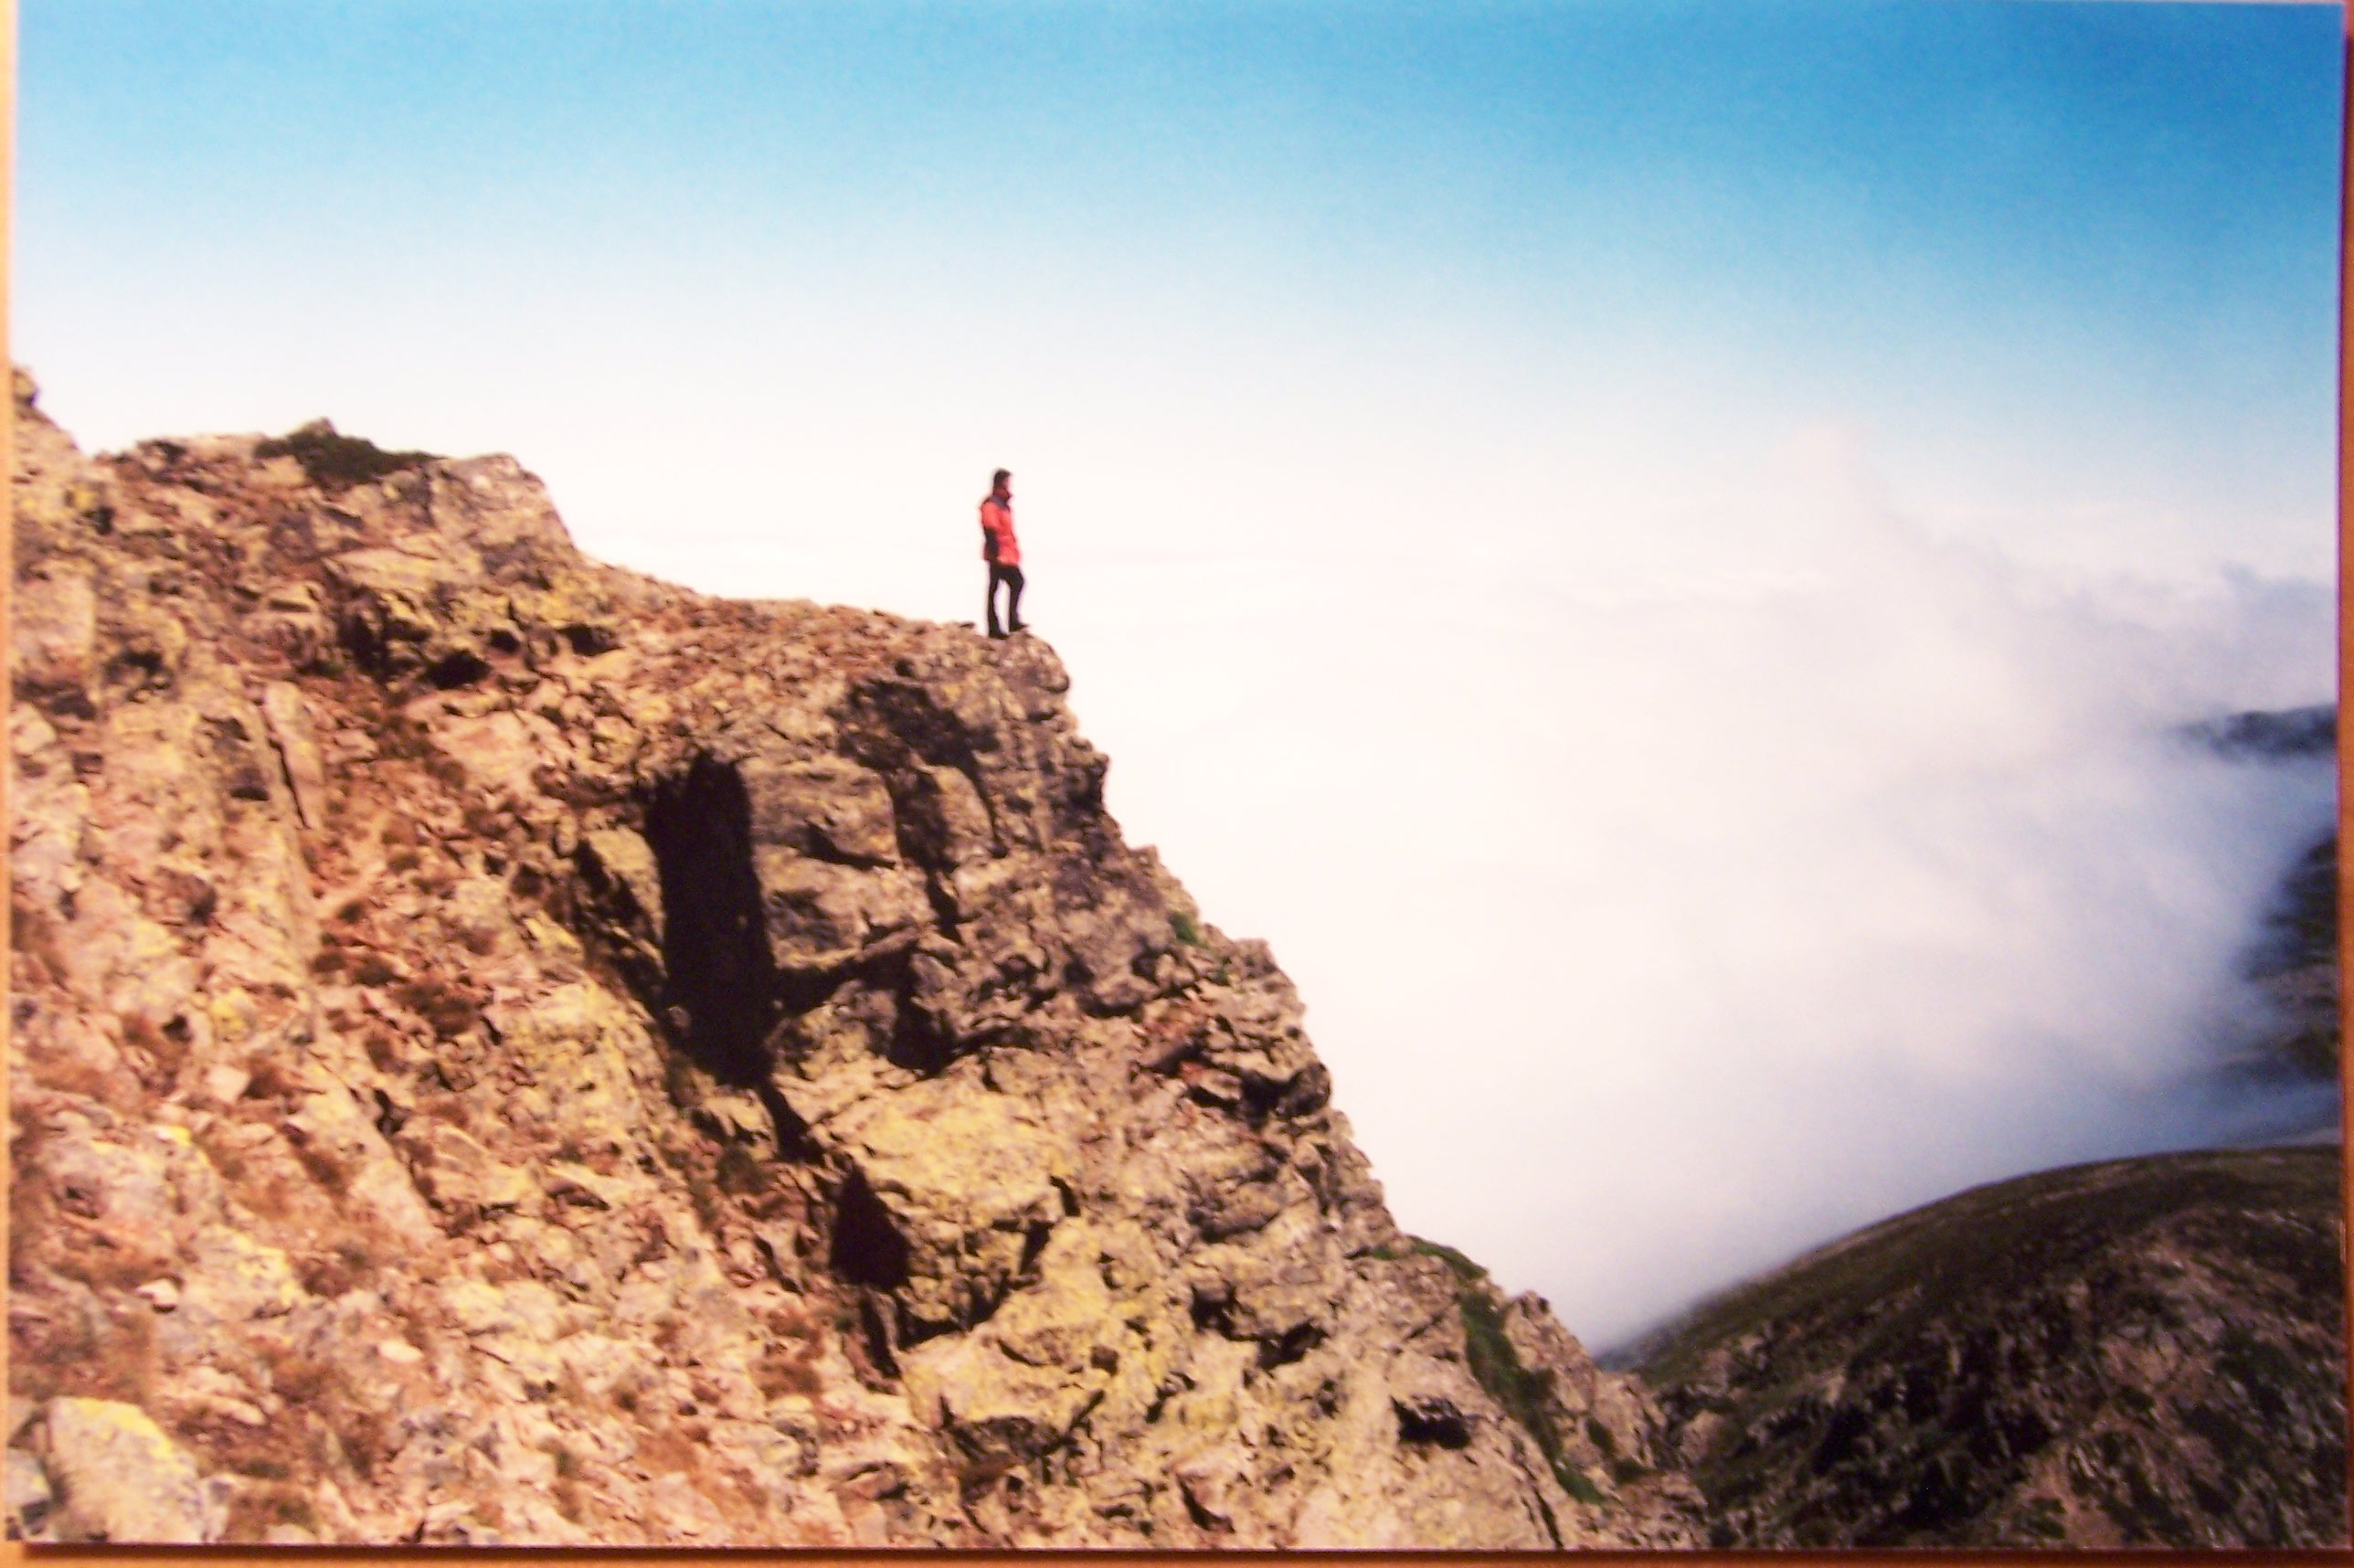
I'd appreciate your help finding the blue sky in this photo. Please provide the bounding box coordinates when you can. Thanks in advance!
[18,0,2341,580]
[14,1,2345,1341]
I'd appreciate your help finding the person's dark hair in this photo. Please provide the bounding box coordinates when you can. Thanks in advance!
[991,468,1011,489]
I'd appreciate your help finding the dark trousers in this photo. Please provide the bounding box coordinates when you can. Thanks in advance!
[987,563,1025,637]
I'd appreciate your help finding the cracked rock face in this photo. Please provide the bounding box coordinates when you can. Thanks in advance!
[6,374,1695,1547]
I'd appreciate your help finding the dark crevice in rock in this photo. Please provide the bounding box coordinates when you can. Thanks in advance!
[1237,1074,1290,1127]
[1179,1478,1234,1534]
[644,754,781,1088]
[830,1167,911,1292]
[561,622,619,656]
[1534,1493,1565,1550]
[1015,1218,1054,1281]
[567,851,666,1005]
[917,871,964,941]
[1257,1321,1325,1370]
[770,964,847,1022]
[897,1308,967,1351]
[36,686,97,722]
[425,649,490,689]
[337,609,401,680]
[1394,1396,1474,1449]
[854,1291,902,1382]
[885,958,958,1076]
[1189,1283,1235,1337]
[105,647,171,697]
[756,1082,815,1161]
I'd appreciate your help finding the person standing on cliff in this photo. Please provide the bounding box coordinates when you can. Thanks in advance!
[981,469,1026,639]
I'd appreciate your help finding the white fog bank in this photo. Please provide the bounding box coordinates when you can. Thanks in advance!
[1031,470,2336,1351]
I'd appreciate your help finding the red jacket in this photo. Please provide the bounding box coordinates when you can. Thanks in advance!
[980,495,1020,567]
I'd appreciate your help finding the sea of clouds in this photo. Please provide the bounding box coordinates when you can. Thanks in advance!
[1026,445,2337,1351]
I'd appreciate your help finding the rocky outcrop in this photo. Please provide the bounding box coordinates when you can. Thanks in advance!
[6,374,1696,1546]
[2183,706,2339,1084]
[1635,1148,2348,1549]
[2243,832,2339,1083]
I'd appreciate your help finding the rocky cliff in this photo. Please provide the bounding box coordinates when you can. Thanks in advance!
[5,374,1700,1547]
[1635,1147,2348,1549]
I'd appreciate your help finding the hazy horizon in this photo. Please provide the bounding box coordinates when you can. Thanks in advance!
[16,0,2342,1346]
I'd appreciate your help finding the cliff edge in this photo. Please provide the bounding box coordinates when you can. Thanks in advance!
[5,374,1698,1547]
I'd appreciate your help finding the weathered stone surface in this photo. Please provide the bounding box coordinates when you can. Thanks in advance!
[6,1446,55,1539]
[8,378,1691,1546]
[12,561,97,694]
[41,1398,219,1542]
[260,681,328,831]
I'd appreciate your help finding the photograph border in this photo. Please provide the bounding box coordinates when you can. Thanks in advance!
[1,0,2347,1559]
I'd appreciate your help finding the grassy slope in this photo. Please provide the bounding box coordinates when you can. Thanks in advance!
[1636,1147,2347,1546]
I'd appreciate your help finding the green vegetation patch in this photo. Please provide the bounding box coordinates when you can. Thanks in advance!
[257,420,436,493]
[1405,1234,1608,1508]
[1408,1235,1489,1283]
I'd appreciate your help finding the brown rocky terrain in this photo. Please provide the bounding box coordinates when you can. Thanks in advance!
[4,371,1702,1547]
[1634,1146,2349,1549]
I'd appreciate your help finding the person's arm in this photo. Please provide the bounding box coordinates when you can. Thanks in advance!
[981,503,999,562]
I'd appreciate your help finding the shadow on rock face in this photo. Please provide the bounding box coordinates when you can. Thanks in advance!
[830,1166,913,1291]
[643,754,780,1087]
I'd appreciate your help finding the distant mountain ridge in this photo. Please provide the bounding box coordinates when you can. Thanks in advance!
[1633,1148,2347,1548]
[2243,831,2339,1085]
[2141,701,2342,1092]
[2180,704,2336,762]
[2179,703,2341,1090]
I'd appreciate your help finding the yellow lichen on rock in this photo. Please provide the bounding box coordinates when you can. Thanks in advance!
[41,1398,218,1542]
